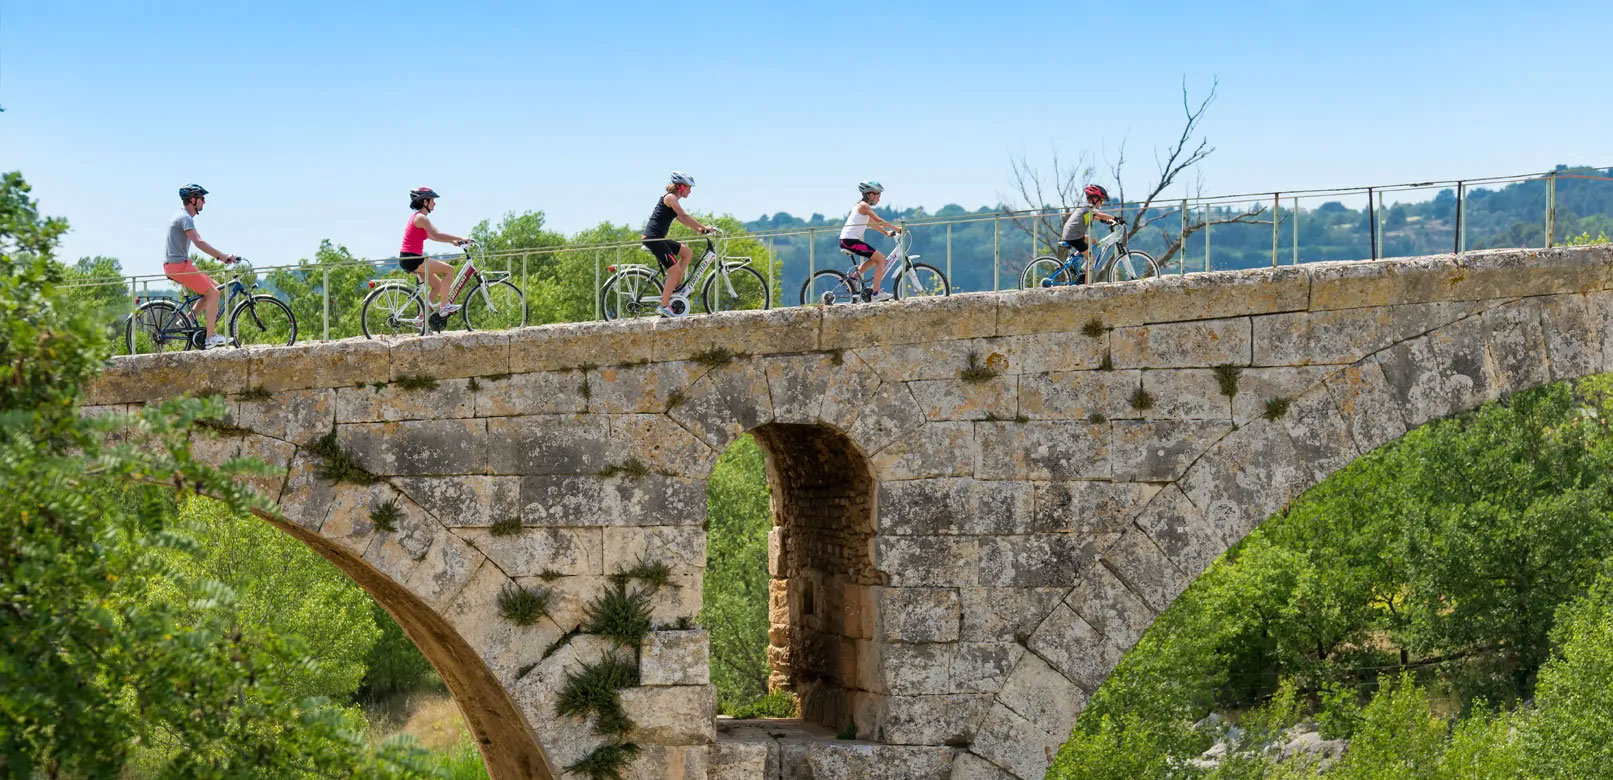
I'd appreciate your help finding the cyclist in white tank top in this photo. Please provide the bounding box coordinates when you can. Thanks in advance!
[838,181,901,301]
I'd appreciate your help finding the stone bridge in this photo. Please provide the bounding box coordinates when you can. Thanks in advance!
[84,245,1613,780]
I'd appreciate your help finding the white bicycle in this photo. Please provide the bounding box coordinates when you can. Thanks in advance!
[1019,220,1160,289]
[598,229,772,320]
[798,228,950,305]
[360,241,527,337]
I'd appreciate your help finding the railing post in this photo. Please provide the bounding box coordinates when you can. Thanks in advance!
[808,228,815,282]
[1292,196,1300,265]
[1178,200,1187,275]
[1272,193,1280,268]
[1204,206,1211,273]
[767,236,775,301]
[1546,171,1557,248]
[1368,186,1378,261]
[593,250,601,320]
[322,265,330,341]
[946,223,953,288]
[1455,181,1465,254]
[993,214,1000,291]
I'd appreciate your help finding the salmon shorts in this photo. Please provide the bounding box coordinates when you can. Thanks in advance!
[164,260,215,295]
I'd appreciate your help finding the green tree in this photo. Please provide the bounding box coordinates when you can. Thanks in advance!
[0,171,69,258]
[1519,561,1613,778]
[700,434,775,713]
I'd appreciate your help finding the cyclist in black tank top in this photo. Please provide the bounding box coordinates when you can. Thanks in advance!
[642,171,714,318]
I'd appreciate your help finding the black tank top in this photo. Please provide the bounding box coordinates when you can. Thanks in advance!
[644,196,676,239]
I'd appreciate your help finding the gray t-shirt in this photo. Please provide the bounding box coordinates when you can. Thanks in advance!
[166,212,196,263]
[1061,204,1094,241]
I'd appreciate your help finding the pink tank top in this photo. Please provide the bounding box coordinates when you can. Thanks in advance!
[401,212,428,254]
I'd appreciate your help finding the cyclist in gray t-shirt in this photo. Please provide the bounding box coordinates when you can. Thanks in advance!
[1060,184,1123,282]
[164,184,238,348]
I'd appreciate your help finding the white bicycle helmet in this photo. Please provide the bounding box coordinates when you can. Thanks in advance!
[670,171,696,187]
[858,180,884,194]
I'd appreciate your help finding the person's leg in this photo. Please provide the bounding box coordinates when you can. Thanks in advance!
[660,245,692,307]
[427,260,456,310]
[167,262,220,336]
[862,249,888,292]
[201,286,221,336]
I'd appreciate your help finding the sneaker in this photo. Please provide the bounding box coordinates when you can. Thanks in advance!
[204,334,230,349]
[655,305,679,318]
[871,290,893,302]
[438,303,462,316]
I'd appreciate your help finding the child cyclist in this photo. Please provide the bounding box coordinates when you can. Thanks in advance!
[1061,184,1125,283]
[400,187,472,318]
[839,180,901,301]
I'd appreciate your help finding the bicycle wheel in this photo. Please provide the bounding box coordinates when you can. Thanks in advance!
[229,295,297,347]
[462,279,527,331]
[600,268,664,321]
[1020,256,1077,289]
[126,300,192,354]
[1102,251,1160,283]
[701,264,771,314]
[800,270,857,306]
[361,283,428,339]
[894,262,950,300]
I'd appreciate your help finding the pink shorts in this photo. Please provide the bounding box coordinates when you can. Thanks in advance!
[164,261,215,295]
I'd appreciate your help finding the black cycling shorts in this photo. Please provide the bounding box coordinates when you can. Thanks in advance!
[1060,237,1090,253]
[839,238,876,258]
[642,239,683,270]
[399,252,425,273]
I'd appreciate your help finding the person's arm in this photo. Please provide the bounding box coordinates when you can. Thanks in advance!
[861,203,899,237]
[184,229,236,263]
[1093,209,1121,225]
[668,194,711,233]
[416,213,468,245]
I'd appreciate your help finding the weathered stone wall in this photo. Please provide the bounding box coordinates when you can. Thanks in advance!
[84,244,1613,780]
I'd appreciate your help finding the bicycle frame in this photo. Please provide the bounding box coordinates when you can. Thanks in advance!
[609,232,751,307]
[841,229,917,289]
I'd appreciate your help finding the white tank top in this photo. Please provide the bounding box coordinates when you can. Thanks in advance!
[840,202,871,241]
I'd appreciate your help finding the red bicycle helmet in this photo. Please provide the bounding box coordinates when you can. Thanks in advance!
[1084,184,1109,201]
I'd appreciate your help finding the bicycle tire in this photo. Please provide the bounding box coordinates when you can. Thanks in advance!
[1101,250,1160,283]
[361,283,427,339]
[600,268,664,321]
[126,300,193,354]
[701,264,771,314]
[229,295,297,347]
[462,279,528,331]
[1020,256,1077,289]
[800,270,857,306]
[894,262,950,300]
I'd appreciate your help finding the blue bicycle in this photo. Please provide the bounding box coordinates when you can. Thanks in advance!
[1019,220,1159,289]
[125,261,298,353]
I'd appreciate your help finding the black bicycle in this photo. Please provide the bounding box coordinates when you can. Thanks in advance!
[125,260,298,353]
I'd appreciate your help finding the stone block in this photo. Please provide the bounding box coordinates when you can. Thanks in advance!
[974,421,1109,480]
[1111,419,1232,482]
[1098,529,1190,614]
[336,380,471,424]
[763,352,835,423]
[1132,483,1225,578]
[400,527,486,610]
[337,418,488,476]
[519,473,705,527]
[869,641,957,695]
[908,375,1019,422]
[1429,313,1504,414]
[951,642,1024,694]
[1482,300,1552,397]
[994,648,1087,732]
[1252,307,1392,367]
[652,305,821,361]
[846,380,929,456]
[855,339,1008,383]
[91,349,251,404]
[273,451,340,533]
[508,318,655,373]
[588,361,708,415]
[822,293,997,350]
[246,338,388,393]
[1140,369,1233,420]
[460,526,601,577]
[1110,317,1251,369]
[235,433,297,500]
[1027,602,1123,694]
[1232,366,1338,424]
[1276,385,1360,485]
[393,475,521,527]
[623,745,708,780]
[873,587,960,643]
[871,423,978,481]
[805,742,955,780]
[1031,480,1153,538]
[1065,563,1156,652]
[1539,292,1605,382]
[970,703,1062,780]
[606,414,717,480]
[486,415,610,475]
[1324,361,1408,457]
[388,330,509,381]
[958,587,1064,643]
[1176,420,1309,549]
[1016,369,1139,422]
[979,533,1099,587]
[712,739,776,780]
[874,536,980,587]
[620,685,716,744]
[951,753,1017,780]
[860,693,992,745]
[472,370,587,417]
[878,478,1036,536]
[999,331,1107,375]
[640,630,710,686]
[235,388,337,442]
[603,525,706,575]
[668,360,774,450]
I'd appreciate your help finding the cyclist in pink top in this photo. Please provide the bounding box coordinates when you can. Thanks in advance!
[401,187,471,317]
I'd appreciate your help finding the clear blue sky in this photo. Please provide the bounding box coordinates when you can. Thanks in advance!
[5,0,1609,277]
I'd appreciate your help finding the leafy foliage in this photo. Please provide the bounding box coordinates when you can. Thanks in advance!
[699,434,775,714]
[497,583,554,627]
[582,581,655,648]
[556,653,641,736]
